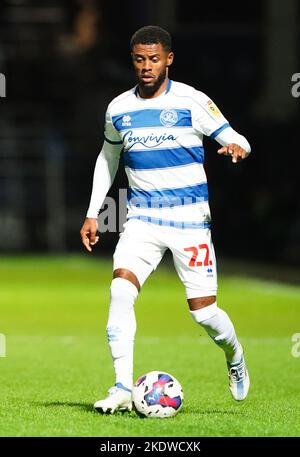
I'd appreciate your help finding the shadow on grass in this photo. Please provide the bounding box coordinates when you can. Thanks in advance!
[33,401,137,417]
[184,406,246,416]
[33,401,94,413]
[33,401,245,419]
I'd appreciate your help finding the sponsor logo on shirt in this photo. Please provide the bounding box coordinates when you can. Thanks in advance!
[123,130,177,149]
[122,115,132,126]
[207,100,221,117]
[160,109,178,127]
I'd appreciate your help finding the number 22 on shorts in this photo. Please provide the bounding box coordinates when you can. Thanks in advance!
[184,243,213,267]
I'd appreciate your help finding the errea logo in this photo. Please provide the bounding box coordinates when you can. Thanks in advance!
[122,115,131,127]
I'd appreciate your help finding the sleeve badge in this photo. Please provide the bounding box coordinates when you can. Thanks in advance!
[207,100,221,118]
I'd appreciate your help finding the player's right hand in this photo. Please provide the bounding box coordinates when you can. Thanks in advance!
[80,218,99,252]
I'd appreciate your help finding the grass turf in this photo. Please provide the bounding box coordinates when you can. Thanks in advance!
[0,255,300,437]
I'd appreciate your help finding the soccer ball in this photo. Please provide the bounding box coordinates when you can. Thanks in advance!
[132,371,184,418]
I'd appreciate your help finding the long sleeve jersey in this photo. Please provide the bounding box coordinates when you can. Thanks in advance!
[86,79,251,229]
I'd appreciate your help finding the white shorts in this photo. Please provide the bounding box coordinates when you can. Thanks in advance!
[113,218,217,299]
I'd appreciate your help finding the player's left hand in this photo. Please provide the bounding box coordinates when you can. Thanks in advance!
[217,143,249,163]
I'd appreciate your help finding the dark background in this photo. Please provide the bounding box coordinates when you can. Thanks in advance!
[0,0,299,266]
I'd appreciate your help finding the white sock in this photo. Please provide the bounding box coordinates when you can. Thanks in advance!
[106,277,138,391]
[190,302,242,363]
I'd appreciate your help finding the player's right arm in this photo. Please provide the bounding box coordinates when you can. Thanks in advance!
[80,106,123,252]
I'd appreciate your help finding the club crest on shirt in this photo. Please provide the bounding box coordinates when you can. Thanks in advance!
[160,109,178,127]
[207,100,221,117]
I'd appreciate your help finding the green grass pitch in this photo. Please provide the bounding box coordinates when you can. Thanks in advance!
[0,255,300,437]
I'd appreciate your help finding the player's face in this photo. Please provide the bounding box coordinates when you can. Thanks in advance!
[131,43,174,98]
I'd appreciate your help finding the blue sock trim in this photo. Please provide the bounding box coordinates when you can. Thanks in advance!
[115,382,132,393]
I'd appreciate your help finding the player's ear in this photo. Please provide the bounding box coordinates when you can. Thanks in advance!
[166,52,174,67]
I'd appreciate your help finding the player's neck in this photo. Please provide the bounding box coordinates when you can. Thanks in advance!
[138,77,169,99]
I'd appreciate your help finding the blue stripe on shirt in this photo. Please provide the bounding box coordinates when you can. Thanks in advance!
[128,215,211,229]
[128,183,208,208]
[112,109,192,131]
[123,146,204,170]
[210,122,230,140]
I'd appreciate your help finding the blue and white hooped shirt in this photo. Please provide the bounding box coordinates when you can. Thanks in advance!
[88,80,250,228]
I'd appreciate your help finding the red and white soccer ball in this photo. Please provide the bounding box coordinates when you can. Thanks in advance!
[132,371,184,418]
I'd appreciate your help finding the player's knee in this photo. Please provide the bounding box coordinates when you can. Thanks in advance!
[188,295,216,311]
[107,277,139,332]
[110,277,139,302]
[189,300,218,324]
[113,268,141,291]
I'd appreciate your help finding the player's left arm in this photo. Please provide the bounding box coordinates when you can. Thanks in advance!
[193,91,251,164]
[215,127,251,164]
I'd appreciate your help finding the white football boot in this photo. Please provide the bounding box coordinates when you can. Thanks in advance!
[94,383,132,414]
[227,349,250,401]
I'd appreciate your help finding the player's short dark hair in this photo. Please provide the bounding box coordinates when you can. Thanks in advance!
[130,25,172,53]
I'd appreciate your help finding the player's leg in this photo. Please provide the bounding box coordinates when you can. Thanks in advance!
[169,227,250,401]
[94,219,166,413]
[189,296,250,401]
[94,269,139,413]
[189,295,242,364]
